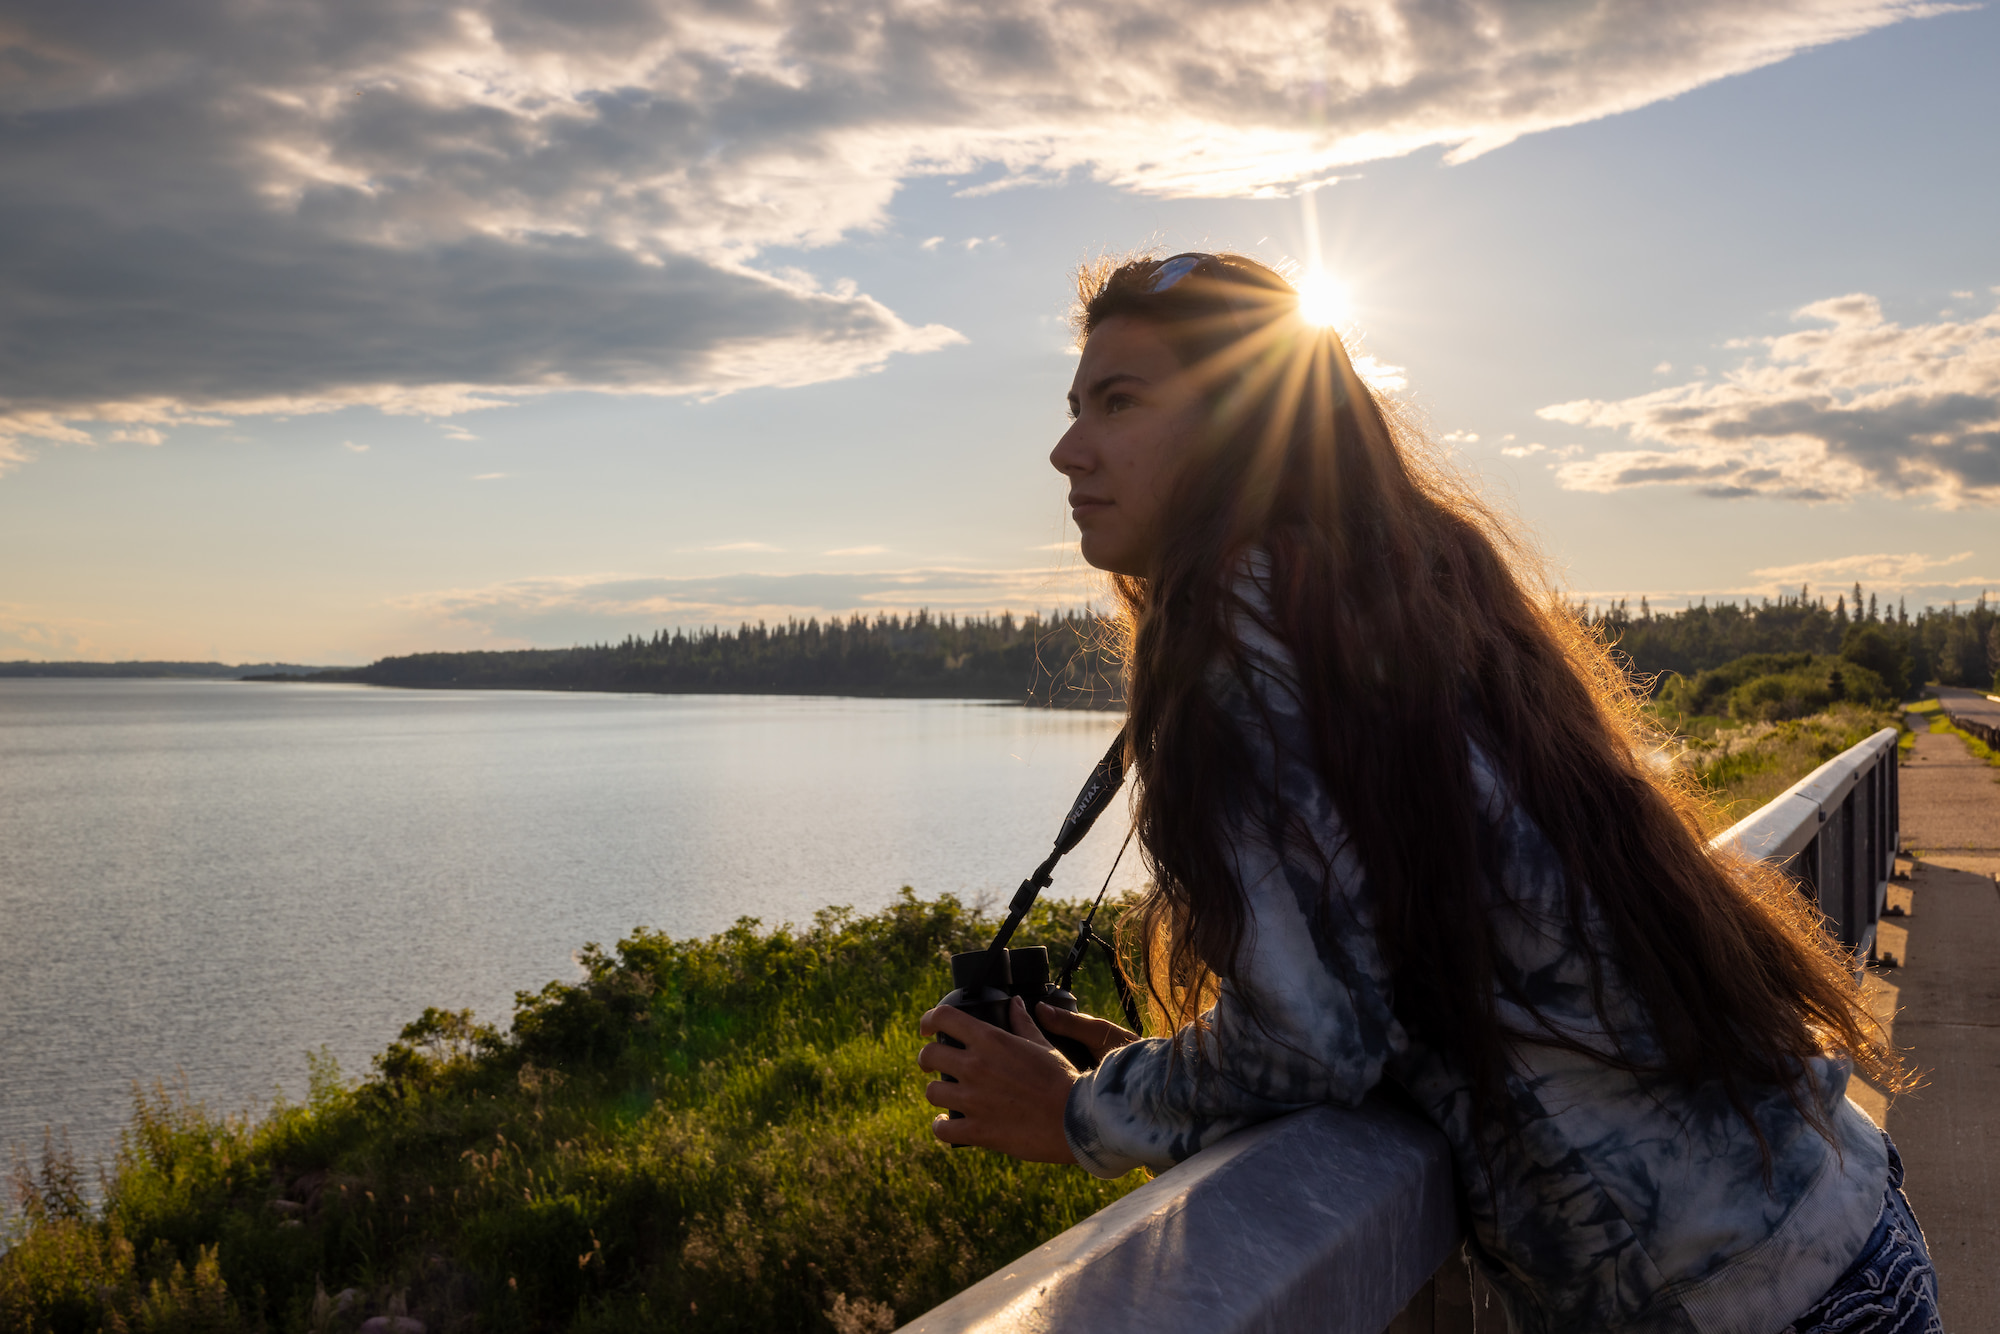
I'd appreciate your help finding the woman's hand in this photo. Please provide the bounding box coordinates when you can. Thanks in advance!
[919,997,1080,1162]
[1034,1002,1139,1065]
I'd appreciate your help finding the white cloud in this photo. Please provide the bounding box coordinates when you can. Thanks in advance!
[342,441,370,453]
[472,472,509,481]
[1545,292,2000,506]
[1441,430,1480,444]
[705,541,783,553]
[0,604,108,659]
[0,0,1953,468]
[1653,361,1674,375]
[1352,354,1408,393]
[1501,442,1545,458]
[823,545,890,556]
[1749,550,1974,584]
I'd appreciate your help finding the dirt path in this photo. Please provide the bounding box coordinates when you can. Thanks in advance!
[1901,709,2000,858]
[1880,719,2000,1329]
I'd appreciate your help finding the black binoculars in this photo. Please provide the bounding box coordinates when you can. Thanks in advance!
[937,944,1098,1072]
[929,730,1142,1127]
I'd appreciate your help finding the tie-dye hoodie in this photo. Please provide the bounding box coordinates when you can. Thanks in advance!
[1062,569,1887,1334]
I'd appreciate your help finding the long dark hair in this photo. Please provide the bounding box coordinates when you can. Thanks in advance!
[1085,252,1899,1145]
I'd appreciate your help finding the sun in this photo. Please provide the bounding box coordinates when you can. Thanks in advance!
[1295,269,1348,327]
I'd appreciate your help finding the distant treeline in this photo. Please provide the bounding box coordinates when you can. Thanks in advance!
[0,660,333,679]
[1585,584,1998,701]
[280,609,1125,708]
[261,587,1999,712]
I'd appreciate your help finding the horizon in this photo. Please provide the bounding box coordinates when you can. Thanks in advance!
[3,1,1997,663]
[7,583,1993,672]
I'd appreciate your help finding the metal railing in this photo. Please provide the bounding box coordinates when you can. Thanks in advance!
[1711,727,1900,966]
[901,727,1903,1334]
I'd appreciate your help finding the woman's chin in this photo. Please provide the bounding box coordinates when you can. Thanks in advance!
[1075,536,1141,578]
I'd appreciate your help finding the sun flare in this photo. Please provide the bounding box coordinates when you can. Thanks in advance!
[1295,270,1348,327]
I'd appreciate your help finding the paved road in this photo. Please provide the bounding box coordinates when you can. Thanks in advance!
[1933,683,2000,731]
[1884,718,2000,1330]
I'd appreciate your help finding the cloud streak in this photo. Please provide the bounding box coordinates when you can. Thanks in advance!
[1544,291,2000,506]
[391,566,1106,646]
[0,0,1952,464]
[1748,550,1976,585]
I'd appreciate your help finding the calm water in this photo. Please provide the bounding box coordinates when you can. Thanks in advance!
[0,680,1136,1169]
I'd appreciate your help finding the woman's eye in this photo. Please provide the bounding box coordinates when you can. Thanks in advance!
[1105,394,1135,414]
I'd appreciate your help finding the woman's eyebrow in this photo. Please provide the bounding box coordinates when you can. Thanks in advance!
[1067,371,1149,412]
[1087,372,1148,398]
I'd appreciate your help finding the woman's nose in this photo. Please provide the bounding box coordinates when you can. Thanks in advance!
[1050,421,1088,476]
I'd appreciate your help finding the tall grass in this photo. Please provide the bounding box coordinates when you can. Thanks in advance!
[1665,701,1903,825]
[2,893,1145,1334]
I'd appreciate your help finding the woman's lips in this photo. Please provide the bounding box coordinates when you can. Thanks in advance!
[1069,496,1111,521]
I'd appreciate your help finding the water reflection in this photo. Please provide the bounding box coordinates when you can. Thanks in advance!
[0,681,1136,1167]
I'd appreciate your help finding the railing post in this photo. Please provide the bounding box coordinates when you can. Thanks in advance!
[1840,789,1858,949]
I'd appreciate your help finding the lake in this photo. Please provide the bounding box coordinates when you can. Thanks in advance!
[0,680,1137,1171]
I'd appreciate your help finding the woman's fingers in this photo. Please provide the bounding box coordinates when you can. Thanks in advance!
[924,1077,969,1112]
[1035,1003,1137,1059]
[1032,1008,1128,1048]
[1007,996,1060,1052]
[917,1039,968,1076]
[930,1113,974,1146]
[914,1002,1080,1164]
[920,1005,983,1043]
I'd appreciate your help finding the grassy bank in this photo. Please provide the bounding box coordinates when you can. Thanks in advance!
[1662,701,1903,826]
[2,893,1143,1334]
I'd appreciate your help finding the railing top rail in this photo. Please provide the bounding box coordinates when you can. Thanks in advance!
[1710,727,1898,866]
[899,1100,1456,1334]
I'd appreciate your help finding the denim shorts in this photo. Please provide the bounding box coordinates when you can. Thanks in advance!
[1782,1134,1942,1334]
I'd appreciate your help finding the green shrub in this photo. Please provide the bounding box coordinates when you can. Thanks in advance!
[2,892,1145,1334]
[1839,624,1912,700]
[1659,652,1893,724]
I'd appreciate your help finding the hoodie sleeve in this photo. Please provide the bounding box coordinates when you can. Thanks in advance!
[1063,580,1408,1178]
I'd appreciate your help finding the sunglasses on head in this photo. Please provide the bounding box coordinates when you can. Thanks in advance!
[1141,252,1242,294]
[1139,253,1296,327]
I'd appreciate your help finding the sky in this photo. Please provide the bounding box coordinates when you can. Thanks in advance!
[2,0,1997,665]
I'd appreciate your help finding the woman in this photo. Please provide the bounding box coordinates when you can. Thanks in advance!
[918,253,1942,1333]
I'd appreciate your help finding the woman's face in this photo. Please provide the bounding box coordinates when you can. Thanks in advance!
[1050,315,1209,578]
